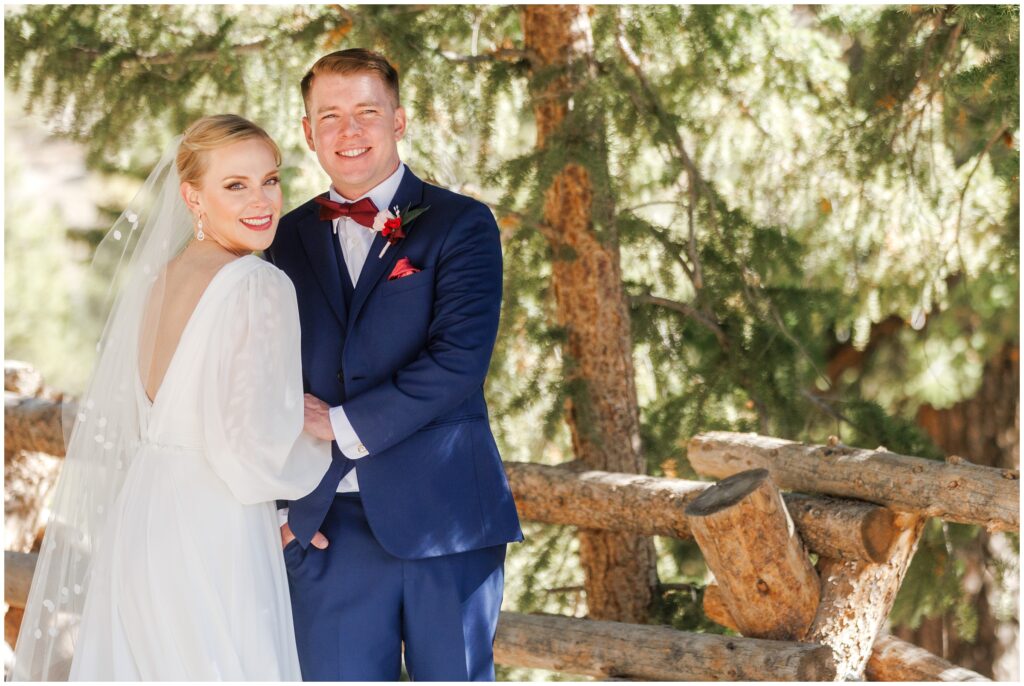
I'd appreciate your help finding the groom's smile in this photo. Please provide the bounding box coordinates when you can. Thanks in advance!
[338,147,370,158]
[303,71,406,200]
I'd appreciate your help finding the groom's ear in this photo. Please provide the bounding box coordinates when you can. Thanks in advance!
[393,106,407,141]
[302,116,316,152]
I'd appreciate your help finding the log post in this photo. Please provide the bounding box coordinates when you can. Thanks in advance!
[687,432,1019,532]
[866,634,991,682]
[701,582,737,632]
[784,493,896,563]
[4,394,71,459]
[5,550,37,609]
[494,611,837,680]
[700,583,990,682]
[4,360,45,396]
[805,514,926,680]
[684,469,819,640]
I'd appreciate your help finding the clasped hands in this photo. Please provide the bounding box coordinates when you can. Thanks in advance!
[279,393,335,551]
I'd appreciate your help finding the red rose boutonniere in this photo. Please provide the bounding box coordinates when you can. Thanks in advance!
[371,204,430,258]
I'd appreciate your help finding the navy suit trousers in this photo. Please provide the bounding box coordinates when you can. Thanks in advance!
[284,494,506,681]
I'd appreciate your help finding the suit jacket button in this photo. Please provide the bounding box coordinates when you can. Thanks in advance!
[337,371,344,383]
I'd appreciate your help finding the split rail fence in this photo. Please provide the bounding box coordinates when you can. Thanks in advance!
[5,362,1017,680]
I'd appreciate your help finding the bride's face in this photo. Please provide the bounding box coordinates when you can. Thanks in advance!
[182,138,283,253]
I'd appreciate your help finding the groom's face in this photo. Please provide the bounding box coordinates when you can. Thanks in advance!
[303,71,406,200]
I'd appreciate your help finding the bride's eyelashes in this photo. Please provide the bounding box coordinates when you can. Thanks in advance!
[224,177,280,191]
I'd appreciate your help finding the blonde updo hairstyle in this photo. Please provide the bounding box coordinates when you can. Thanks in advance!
[176,114,282,187]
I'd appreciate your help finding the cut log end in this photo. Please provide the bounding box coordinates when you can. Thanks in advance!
[861,506,898,563]
[684,468,771,517]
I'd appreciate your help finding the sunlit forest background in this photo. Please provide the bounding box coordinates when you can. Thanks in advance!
[4,4,1019,680]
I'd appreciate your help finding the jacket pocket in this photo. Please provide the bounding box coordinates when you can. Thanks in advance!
[420,414,486,430]
[380,267,433,297]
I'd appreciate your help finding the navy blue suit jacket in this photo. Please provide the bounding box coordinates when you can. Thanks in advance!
[266,166,523,559]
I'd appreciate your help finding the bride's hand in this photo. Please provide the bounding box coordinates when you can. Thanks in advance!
[303,393,335,441]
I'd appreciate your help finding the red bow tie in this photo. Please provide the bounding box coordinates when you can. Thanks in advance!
[314,196,379,228]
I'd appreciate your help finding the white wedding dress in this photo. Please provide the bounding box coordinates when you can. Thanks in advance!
[66,255,330,680]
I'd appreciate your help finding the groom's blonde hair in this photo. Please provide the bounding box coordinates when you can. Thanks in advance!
[177,114,282,186]
[301,49,401,114]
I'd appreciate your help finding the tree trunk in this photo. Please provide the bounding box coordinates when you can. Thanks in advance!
[687,432,1019,532]
[493,611,837,681]
[521,4,656,623]
[505,461,900,562]
[904,344,1020,680]
[685,470,820,640]
[805,515,926,680]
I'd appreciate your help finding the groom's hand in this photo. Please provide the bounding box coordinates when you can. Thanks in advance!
[303,393,335,442]
[280,522,329,550]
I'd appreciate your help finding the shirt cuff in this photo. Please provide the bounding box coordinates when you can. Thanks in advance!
[329,405,370,460]
[277,508,289,528]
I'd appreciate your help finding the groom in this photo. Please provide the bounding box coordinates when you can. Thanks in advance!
[265,49,523,681]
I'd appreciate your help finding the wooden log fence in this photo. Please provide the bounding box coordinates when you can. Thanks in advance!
[701,581,990,682]
[688,431,1019,532]
[4,372,1017,681]
[494,612,837,681]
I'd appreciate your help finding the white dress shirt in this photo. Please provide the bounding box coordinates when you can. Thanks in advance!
[279,163,405,526]
[327,162,405,492]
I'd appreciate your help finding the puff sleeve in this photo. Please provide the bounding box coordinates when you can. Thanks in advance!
[199,262,331,505]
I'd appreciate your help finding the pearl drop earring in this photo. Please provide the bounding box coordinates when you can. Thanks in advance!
[196,216,205,241]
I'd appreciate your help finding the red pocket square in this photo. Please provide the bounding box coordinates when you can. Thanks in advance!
[388,257,422,281]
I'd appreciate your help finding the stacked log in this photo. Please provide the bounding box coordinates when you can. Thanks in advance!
[686,433,1017,681]
[701,583,991,682]
[684,469,819,640]
[804,514,926,679]
[687,431,1018,532]
[494,611,836,681]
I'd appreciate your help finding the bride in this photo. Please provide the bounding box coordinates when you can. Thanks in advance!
[12,115,332,680]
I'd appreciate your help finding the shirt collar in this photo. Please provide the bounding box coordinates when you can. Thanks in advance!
[329,162,406,213]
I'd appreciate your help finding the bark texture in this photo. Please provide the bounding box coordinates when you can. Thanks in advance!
[493,611,837,681]
[701,582,989,682]
[521,4,656,622]
[687,432,1019,532]
[685,470,820,640]
[805,515,926,680]
[5,391,65,555]
[4,550,36,610]
[702,582,738,632]
[906,344,1020,680]
[784,493,897,563]
[5,360,45,396]
[506,461,898,561]
[867,634,991,682]
[4,394,70,459]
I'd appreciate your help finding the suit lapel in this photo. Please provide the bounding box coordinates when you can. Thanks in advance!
[348,167,426,325]
[297,195,348,326]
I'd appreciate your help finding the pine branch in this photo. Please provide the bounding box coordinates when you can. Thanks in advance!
[437,47,537,67]
[630,294,730,350]
[952,122,1010,276]
[72,38,271,67]
[613,15,708,290]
